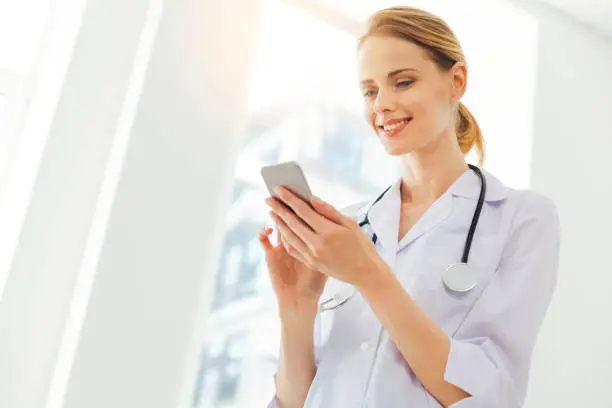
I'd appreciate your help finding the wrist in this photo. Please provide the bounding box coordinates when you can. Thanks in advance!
[354,258,395,295]
[279,302,318,328]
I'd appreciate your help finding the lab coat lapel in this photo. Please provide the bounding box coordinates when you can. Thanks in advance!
[397,167,510,253]
[396,168,478,253]
[366,179,401,264]
[397,190,455,253]
[365,167,510,258]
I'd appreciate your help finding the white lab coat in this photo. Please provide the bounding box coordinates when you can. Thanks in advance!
[269,168,561,407]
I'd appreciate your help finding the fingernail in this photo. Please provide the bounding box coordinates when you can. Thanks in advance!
[312,195,324,205]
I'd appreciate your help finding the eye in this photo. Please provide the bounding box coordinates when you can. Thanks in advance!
[396,80,414,88]
[362,89,376,98]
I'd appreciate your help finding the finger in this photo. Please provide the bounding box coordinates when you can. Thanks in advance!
[310,194,350,226]
[275,223,282,245]
[278,229,309,264]
[270,211,312,260]
[273,187,327,233]
[258,226,274,252]
[280,234,310,265]
[266,197,318,246]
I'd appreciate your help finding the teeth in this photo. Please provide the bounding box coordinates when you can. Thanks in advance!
[383,118,410,131]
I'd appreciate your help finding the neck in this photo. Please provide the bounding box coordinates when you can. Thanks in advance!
[399,134,468,206]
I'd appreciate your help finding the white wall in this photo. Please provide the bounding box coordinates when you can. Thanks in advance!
[0,1,267,408]
[511,1,612,406]
[0,1,152,406]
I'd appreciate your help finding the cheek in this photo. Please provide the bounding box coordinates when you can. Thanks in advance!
[402,93,435,130]
[397,88,432,120]
[432,85,453,124]
[410,89,450,132]
[363,105,376,128]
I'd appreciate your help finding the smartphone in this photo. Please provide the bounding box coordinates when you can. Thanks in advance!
[260,161,313,207]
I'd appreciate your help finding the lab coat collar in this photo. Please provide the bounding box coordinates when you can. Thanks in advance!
[363,167,510,254]
[449,167,509,203]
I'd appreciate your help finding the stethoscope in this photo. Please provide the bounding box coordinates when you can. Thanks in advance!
[319,164,487,312]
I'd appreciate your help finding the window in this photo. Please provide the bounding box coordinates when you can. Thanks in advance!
[192,1,394,407]
[193,332,248,407]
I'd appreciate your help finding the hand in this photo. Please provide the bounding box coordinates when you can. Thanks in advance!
[259,224,328,312]
[265,187,387,287]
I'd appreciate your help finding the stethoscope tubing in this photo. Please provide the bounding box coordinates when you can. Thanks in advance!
[320,164,486,312]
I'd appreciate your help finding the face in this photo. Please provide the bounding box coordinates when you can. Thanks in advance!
[357,35,466,156]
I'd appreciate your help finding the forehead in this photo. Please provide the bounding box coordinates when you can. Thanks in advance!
[357,35,432,80]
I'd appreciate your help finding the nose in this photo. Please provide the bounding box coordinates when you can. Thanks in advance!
[372,88,395,114]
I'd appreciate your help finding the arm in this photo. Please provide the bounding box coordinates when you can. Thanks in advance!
[270,305,318,408]
[263,196,368,408]
[357,262,470,406]
[356,193,561,407]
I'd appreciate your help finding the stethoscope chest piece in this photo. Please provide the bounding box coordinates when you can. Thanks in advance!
[443,262,477,293]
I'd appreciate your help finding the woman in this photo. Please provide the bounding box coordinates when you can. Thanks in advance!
[259,6,560,408]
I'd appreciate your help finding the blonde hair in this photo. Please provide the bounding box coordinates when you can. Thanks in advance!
[358,7,485,165]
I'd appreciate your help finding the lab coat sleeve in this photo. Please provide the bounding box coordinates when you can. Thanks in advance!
[266,312,322,408]
[443,192,561,408]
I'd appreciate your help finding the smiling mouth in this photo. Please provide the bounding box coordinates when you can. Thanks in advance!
[377,117,413,136]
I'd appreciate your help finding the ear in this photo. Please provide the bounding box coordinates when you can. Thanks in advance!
[449,61,467,103]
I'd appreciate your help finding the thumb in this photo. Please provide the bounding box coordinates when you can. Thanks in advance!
[259,226,274,252]
[310,195,348,225]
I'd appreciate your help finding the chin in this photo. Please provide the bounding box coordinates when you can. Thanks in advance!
[386,147,412,157]
[381,138,414,156]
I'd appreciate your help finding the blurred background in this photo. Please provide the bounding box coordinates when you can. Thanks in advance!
[0,0,610,407]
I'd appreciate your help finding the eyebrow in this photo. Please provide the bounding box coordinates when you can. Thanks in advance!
[360,68,419,85]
